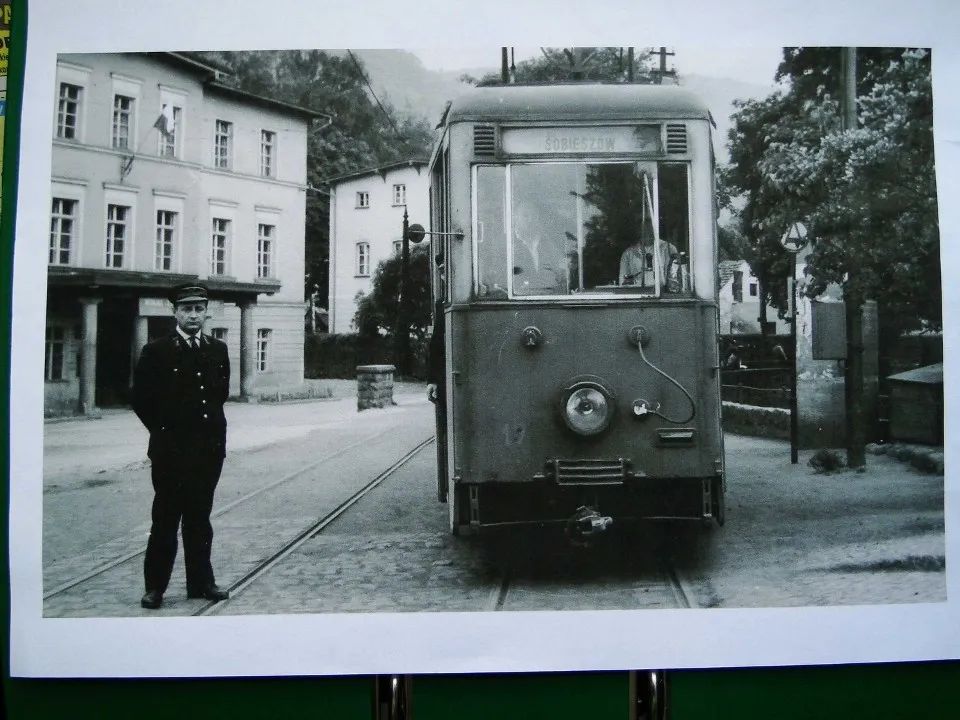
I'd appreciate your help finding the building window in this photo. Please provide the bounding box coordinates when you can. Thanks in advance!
[157,105,181,158]
[211,217,230,275]
[214,119,232,169]
[112,94,134,150]
[256,328,271,372]
[45,326,65,381]
[211,327,228,342]
[392,183,406,206]
[356,191,369,209]
[57,83,82,139]
[105,204,129,268]
[749,281,758,297]
[257,223,274,279]
[155,210,177,271]
[732,270,743,303]
[393,240,402,255]
[49,197,76,265]
[260,130,275,177]
[356,242,370,276]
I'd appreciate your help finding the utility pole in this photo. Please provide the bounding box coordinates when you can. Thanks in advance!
[627,47,634,82]
[652,47,675,84]
[842,46,866,468]
[501,47,509,84]
[393,207,412,377]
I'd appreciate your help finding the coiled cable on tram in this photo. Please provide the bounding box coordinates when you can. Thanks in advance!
[637,339,697,424]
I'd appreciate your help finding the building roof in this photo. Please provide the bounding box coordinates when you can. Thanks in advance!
[204,81,329,121]
[888,363,943,385]
[326,159,430,186]
[149,53,329,122]
[445,83,713,124]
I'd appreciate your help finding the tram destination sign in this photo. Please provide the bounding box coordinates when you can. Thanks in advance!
[501,124,663,156]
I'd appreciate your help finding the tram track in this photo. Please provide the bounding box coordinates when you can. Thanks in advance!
[42,427,424,603]
[486,537,698,611]
[196,436,435,616]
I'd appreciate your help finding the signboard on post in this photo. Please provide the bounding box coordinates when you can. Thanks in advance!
[780,221,808,253]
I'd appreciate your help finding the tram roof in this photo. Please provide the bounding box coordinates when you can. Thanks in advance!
[444,83,713,124]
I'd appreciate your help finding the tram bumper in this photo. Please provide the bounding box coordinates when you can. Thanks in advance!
[451,468,722,531]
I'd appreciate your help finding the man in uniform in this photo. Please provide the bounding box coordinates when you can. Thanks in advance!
[133,283,231,610]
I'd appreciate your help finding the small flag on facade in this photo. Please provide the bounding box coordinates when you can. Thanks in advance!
[152,103,176,138]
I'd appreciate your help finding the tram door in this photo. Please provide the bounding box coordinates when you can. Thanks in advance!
[431,150,451,503]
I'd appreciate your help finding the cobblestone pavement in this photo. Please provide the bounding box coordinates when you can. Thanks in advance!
[213,446,683,615]
[43,392,434,617]
[43,394,945,617]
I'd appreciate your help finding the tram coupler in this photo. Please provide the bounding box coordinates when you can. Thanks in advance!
[565,505,613,544]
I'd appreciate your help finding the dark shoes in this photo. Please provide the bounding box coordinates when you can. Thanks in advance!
[187,584,229,602]
[141,590,163,609]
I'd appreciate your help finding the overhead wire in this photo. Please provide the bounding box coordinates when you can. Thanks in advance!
[345,49,408,146]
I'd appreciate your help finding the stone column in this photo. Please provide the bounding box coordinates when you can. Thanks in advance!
[78,297,102,416]
[239,300,256,401]
[130,314,149,387]
[356,364,396,411]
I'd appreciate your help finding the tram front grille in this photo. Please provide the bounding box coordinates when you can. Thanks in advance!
[551,459,627,486]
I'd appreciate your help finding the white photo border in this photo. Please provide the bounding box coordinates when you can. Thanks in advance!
[9,0,960,677]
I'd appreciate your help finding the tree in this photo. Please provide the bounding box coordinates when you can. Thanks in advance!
[474,47,657,85]
[724,48,940,332]
[353,244,432,342]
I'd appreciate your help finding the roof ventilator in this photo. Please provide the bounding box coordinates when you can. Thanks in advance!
[473,125,496,156]
[666,123,687,154]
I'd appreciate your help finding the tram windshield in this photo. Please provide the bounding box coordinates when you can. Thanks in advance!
[475,162,690,299]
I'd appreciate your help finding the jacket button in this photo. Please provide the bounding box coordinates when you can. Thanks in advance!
[202,399,207,404]
[196,372,201,377]
[200,385,205,390]
[203,414,208,419]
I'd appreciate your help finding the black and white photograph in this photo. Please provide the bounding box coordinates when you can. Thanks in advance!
[9,0,960,678]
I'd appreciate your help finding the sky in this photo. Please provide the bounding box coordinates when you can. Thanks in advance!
[411,46,784,87]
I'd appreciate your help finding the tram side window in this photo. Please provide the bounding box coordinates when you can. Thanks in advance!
[657,163,691,294]
[476,166,508,299]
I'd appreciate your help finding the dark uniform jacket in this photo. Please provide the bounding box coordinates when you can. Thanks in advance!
[132,333,230,460]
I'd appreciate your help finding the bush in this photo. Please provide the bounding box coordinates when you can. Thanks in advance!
[305,333,427,380]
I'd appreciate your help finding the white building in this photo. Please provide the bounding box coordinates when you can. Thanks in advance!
[717,259,790,335]
[47,52,325,415]
[327,160,429,334]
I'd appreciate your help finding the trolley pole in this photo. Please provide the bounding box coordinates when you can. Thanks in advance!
[394,207,412,377]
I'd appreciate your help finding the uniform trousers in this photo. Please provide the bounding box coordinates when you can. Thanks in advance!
[144,451,224,594]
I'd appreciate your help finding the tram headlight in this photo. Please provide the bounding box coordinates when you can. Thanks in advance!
[561,382,614,436]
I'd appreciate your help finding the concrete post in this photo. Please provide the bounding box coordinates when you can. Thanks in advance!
[130,314,149,387]
[78,297,102,416]
[239,300,256,401]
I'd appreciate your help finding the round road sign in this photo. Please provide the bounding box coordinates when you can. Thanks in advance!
[780,222,808,253]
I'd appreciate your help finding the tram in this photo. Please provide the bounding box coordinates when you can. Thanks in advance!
[421,83,724,536]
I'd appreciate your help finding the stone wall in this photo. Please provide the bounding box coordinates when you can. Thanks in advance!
[722,401,790,439]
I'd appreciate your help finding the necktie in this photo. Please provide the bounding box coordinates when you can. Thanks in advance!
[189,336,198,350]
